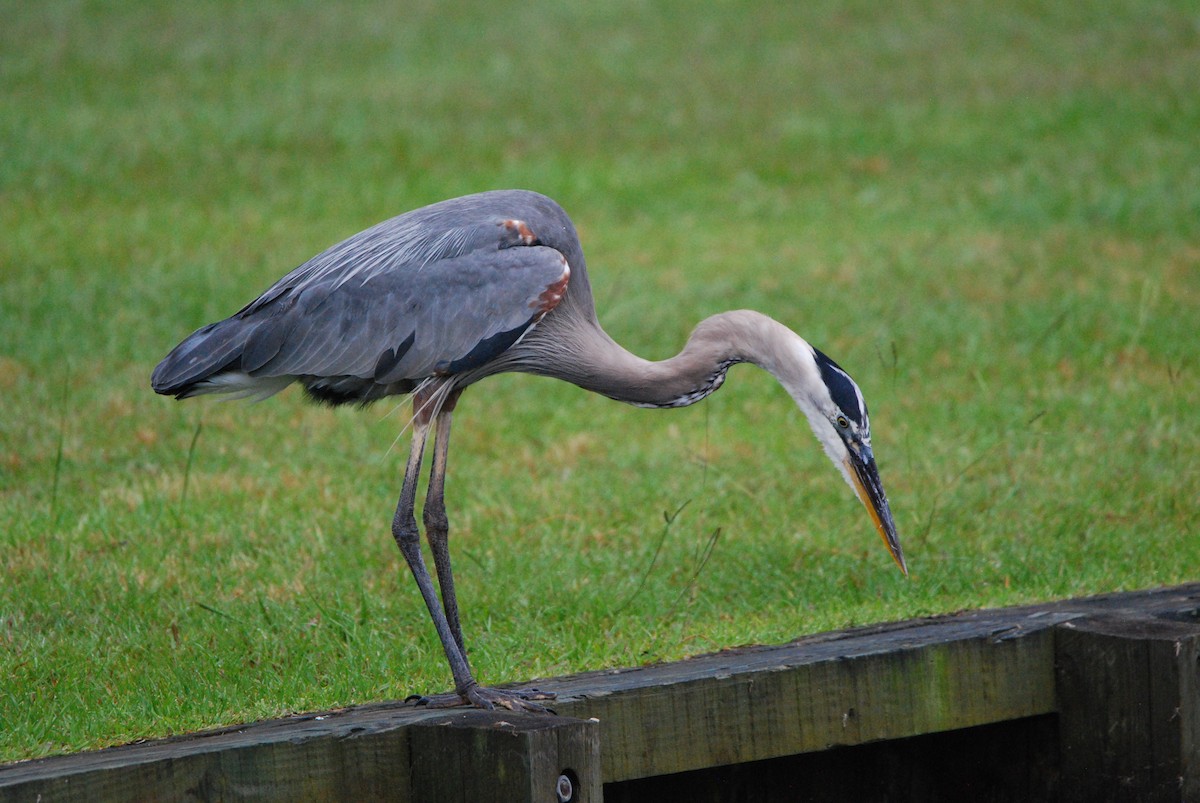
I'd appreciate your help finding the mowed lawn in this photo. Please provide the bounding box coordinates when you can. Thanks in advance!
[2,0,1197,762]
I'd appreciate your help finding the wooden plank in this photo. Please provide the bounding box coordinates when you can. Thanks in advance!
[0,703,447,802]
[548,611,1066,781]
[3,583,1199,800]
[1056,613,1200,802]
[604,714,1062,803]
[408,711,599,803]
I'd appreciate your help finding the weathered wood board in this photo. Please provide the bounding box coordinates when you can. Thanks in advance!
[409,711,599,803]
[1057,613,1200,802]
[548,608,1066,781]
[3,583,1198,802]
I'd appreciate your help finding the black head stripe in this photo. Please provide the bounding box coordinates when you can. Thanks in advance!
[812,347,868,427]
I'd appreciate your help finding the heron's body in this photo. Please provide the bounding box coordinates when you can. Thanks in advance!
[153,190,906,710]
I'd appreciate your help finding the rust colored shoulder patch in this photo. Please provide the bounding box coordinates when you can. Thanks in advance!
[533,257,570,314]
[502,218,538,246]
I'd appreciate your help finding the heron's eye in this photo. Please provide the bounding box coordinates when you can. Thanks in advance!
[836,415,849,429]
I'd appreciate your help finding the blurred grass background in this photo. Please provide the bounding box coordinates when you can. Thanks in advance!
[2,0,1198,761]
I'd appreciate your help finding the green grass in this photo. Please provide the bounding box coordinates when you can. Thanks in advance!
[2,0,1198,762]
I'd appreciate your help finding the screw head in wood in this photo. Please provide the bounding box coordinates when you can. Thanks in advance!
[556,771,575,802]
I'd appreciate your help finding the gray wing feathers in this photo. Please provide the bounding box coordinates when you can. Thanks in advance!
[250,246,567,383]
[239,199,550,316]
[153,190,578,398]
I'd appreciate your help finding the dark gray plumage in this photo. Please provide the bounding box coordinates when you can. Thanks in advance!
[153,192,583,406]
[153,189,906,711]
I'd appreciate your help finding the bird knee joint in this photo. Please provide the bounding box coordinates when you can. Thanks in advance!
[391,518,420,548]
[423,507,449,533]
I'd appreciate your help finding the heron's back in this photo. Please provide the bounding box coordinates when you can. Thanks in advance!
[152,190,592,405]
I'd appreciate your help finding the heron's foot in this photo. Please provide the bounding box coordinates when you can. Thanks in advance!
[406,684,556,713]
[465,684,556,713]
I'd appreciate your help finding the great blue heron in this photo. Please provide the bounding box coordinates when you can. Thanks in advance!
[152,190,906,711]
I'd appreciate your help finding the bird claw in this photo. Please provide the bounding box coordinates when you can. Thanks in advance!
[406,691,468,709]
[468,685,556,714]
[407,685,556,713]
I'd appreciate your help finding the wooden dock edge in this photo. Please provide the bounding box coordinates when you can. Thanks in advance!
[4,583,1199,802]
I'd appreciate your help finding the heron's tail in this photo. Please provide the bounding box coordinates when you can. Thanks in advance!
[151,317,289,400]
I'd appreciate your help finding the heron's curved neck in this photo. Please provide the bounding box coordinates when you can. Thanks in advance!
[538,309,815,409]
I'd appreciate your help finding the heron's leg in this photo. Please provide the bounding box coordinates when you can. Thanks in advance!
[400,388,554,713]
[390,420,477,696]
[424,404,466,658]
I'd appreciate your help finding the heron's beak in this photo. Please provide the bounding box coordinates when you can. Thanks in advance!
[843,448,907,576]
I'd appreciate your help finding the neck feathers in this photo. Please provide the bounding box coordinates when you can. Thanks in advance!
[526,309,817,409]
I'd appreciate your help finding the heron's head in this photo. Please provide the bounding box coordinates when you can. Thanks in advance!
[785,343,907,575]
